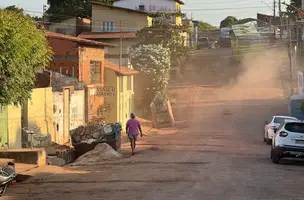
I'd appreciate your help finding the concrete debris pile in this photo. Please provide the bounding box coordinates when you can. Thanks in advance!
[70,123,106,144]
[70,143,122,166]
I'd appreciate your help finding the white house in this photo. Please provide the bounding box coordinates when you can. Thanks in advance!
[113,0,184,13]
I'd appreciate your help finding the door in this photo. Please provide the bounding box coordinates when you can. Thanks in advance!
[63,89,70,143]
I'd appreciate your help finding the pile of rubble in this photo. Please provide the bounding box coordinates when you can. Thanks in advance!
[70,143,122,166]
[70,123,105,144]
[70,122,122,145]
[46,143,75,166]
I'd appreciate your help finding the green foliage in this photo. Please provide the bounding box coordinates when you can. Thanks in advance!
[286,0,301,17]
[220,16,238,28]
[4,5,24,14]
[236,18,256,25]
[131,44,171,97]
[198,21,218,31]
[0,10,52,105]
[46,0,113,21]
[137,23,190,61]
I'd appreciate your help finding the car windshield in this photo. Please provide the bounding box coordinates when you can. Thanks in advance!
[274,117,294,124]
[285,123,304,133]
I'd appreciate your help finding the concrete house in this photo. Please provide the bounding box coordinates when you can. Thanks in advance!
[48,17,91,37]
[46,32,116,124]
[104,60,138,128]
[113,0,184,25]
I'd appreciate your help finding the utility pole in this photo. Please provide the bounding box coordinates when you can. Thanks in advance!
[273,0,277,38]
[43,5,47,25]
[119,20,122,70]
[288,18,294,96]
[279,0,282,39]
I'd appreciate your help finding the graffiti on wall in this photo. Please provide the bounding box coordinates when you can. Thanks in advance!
[90,86,115,97]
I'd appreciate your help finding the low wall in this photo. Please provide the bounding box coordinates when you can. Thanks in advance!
[0,148,46,166]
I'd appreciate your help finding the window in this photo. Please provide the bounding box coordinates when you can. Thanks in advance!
[127,76,132,90]
[90,61,102,84]
[102,22,114,32]
[138,5,145,11]
[285,123,304,133]
[274,117,296,124]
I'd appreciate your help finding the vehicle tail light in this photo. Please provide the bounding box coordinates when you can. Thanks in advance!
[279,131,288,137]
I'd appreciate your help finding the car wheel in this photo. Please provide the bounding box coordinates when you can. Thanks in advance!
[272,149,281,164]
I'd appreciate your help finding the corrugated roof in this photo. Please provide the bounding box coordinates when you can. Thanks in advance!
[231,23,260,37]
[78,32,137,39]
[104,60,139,75]
[47,32,117,47]
[91,2,148,14]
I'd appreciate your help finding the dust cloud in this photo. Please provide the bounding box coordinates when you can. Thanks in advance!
[218,47,290,101]
[169,46,291,122]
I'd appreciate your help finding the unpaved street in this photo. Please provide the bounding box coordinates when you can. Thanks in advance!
[5,49,304,200]
[6,92,304,200]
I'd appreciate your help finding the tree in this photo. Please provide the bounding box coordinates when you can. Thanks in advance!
[4,5,24,14]
[198,21,218,31]
[46,0,113,22]
[220,16,238,28]
[0,10,52,105]
[131,44,171,98]
[287,0,301,17]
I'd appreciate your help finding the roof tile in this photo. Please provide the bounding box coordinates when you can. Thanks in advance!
[104,60,139,75]
[78,32,137,39]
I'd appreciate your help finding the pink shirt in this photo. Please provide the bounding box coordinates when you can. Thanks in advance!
[126,119,140,136]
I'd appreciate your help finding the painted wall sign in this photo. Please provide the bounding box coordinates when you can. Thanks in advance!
[90,86,116,96]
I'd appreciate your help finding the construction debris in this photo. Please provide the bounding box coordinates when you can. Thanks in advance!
[70,143,122,166]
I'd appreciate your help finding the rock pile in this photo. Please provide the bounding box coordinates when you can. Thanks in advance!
[70,143,122,166]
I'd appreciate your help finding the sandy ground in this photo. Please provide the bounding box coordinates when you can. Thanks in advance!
[4,47,304,200]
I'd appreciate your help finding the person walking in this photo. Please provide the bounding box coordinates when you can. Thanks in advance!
[126,112,143,155]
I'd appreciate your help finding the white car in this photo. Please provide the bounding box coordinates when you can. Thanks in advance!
[264,116,298,145]
[271,119,304,164]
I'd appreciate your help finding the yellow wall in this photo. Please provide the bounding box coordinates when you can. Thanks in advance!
[7,105,22,149]
[92,4,149,32]
[175,2,182,25]
[25,88,54,143]
[118,75,134,130]
[104,68,118,123]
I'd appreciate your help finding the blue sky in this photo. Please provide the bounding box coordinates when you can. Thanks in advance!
[0,0,290,26]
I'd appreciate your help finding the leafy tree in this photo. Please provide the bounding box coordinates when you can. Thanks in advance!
[131,44,171,98]
[236,18,256,25]
[4,5,24,14]
[198,21,218,31]
[137,23,191,66]
[0,10,52,105]
[286,0,301,17]
[220,16,238,28]
[46,0,113,22]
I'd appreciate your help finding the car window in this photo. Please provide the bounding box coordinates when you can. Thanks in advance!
[274,117,294,124]
[285,123,304,133]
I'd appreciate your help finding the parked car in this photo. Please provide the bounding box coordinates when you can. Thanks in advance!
[264,116,298,145]
[197,37,210,49]
[271,119,304,164]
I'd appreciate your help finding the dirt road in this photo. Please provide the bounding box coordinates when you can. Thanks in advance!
[5,49,304,199]
[6,91,304,200]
